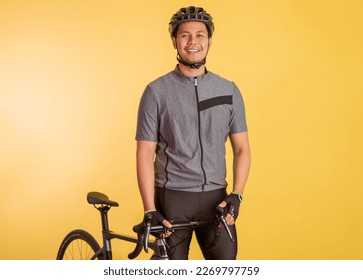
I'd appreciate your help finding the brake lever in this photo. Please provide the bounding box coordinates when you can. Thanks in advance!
[143,213,152,253]
[216,206,235,242]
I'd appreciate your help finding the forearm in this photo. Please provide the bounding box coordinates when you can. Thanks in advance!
[136,141,157,211]
[232,148,251,194]
[137,161,155,211]
[230,132,251,195]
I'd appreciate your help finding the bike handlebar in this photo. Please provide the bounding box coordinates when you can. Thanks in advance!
[127,225,145,259]
[128,207,235,259]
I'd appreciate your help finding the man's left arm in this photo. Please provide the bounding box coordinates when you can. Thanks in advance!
[230,131,251,195]
[219,131,251,224]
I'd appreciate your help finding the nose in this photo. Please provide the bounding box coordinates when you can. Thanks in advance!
[187,35,197,45]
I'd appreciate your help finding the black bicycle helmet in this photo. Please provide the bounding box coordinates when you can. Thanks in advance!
[169,6,214,37]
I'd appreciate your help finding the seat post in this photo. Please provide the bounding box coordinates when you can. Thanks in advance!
[98,205,113,259]
[99,206,111,232]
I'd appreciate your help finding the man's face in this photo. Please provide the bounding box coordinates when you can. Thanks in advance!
[172,21,212,65]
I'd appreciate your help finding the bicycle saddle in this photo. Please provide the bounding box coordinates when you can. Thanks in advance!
[87,192,119,207]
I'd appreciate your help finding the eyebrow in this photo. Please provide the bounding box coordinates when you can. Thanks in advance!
[179,30,207,34]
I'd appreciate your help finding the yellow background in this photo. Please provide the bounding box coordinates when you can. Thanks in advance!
[1,0,362,260]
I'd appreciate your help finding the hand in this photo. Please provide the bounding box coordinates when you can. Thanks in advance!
[141,210,170,253]
[144,210,172,228]
[143,210,172,241]
[218,192,242,225]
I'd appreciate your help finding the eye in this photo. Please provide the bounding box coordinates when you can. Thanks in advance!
[196,32,206,38]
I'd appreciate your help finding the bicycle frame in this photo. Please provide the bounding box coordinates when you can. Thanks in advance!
[91,204,169,260]
[57,191,234,260]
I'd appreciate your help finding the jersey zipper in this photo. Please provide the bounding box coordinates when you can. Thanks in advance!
[194,77,207,190]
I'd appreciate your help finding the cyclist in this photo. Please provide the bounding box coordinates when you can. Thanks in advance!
[135,6,251,260]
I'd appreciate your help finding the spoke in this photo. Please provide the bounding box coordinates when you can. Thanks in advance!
[63,239,92,260]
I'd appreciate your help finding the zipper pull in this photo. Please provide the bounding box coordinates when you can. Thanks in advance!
[194,77,198,86]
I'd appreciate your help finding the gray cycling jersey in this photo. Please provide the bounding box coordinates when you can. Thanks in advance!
[136,67,247,192]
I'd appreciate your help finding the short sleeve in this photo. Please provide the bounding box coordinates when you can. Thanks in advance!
[229,82,248,134]
[135,85,159,142]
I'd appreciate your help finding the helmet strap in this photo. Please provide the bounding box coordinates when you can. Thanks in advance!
[177,53,206,69]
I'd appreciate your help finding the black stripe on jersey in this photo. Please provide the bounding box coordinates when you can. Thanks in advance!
[198,96,232,112]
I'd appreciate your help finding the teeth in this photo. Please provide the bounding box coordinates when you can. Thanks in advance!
[187,49,199,52]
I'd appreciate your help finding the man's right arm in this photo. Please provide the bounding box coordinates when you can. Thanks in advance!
[136,140,157,212]
[136,140,172,228]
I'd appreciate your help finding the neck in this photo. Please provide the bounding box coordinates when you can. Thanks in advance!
[177,63,206,77]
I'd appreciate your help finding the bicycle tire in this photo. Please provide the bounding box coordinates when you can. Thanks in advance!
[56,229,104,260]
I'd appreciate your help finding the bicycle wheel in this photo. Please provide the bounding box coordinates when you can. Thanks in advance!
[56,229,104,260]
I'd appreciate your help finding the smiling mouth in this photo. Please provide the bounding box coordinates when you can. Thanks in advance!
[187,49,200,53]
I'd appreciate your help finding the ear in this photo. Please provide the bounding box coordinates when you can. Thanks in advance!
[208,37,212,48]
[172,37,177,49]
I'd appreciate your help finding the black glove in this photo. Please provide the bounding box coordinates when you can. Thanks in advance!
[223,192,242,220]
[144,209,165,227]
[137,210,165,252]
[144,210,167,238]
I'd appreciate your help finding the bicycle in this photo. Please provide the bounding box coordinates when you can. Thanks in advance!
[56,191,235,260]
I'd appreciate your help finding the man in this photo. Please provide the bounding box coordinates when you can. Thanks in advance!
[136,6,250,259]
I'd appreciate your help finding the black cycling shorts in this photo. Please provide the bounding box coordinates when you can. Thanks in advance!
[154,187,237,260]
